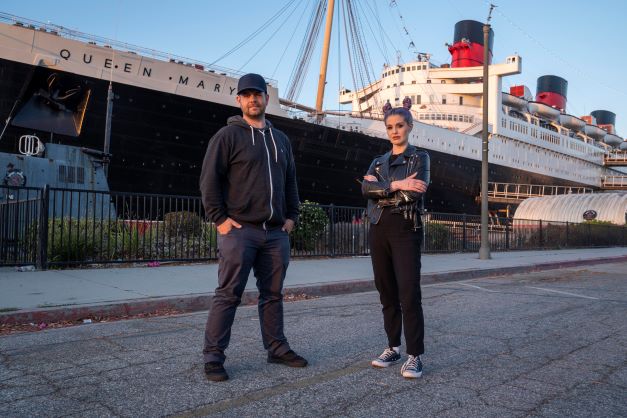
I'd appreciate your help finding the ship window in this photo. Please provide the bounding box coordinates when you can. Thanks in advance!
[441,80,446,84]
[400,82,404,85]
[426,80,431,84]
[396,69,399,73]
[393,83,397,87]
[412,80,416,84]
[416,95,421,104]
[401,67,406,72]
[459,96,464,105]
[442,95,447,105]
[447,114,453,121]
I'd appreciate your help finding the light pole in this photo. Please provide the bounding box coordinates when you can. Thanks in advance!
[479,5,495,260]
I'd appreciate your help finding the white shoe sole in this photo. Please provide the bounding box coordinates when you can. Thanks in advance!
[401,370,423,378]
[371,359,399,368]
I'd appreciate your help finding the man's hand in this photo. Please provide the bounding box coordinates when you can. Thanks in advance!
[217,217,242,235]
[390,172,428,193]
[363,174,377,182]
[282,218,295,233]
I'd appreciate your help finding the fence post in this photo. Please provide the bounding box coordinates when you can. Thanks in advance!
[37,185,49,270]
[462,213,467,252]
[329,204,335,257]
[505,218,510,250]
[538,220,543,249]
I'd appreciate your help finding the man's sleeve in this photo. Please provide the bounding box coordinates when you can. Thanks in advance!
[199,130,229,225]
[284,139,300,223]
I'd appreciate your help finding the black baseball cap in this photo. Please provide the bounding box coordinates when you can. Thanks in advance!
[237,73,267,95]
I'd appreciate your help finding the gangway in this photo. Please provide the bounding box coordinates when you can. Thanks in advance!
[601,176,627,190]
[479,182,594,204]
[604,151,627,166]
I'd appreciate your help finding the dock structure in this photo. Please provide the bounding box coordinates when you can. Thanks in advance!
[480,182,593,205]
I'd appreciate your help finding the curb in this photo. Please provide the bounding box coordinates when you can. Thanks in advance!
[2,255,626,326]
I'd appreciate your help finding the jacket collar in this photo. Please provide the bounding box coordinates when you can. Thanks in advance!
[382,144,417,167]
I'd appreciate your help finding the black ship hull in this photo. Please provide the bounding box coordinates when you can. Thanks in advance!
[0,59,593,213]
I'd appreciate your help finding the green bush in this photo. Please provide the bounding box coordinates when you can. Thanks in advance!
[164,211,202,237]
[424,222,451,252]
[292,201,329,251]
[526,221,626,248]
[46,218,102,263]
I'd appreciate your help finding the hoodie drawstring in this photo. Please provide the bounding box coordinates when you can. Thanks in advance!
[269,128,278,163]
[249,125,255,146]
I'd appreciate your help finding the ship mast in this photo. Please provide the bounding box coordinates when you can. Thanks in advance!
[315,0,335,119]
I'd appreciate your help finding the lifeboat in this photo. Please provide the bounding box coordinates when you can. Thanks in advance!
[558,114,585,132]
[502,92,528,111]
[603,133,623,147]
[528,101,560,121]
[584,124,608,141]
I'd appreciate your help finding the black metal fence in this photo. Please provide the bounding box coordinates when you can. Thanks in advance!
[1,185,625,268]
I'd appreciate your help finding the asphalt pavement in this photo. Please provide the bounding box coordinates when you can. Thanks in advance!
[1,261,625,417]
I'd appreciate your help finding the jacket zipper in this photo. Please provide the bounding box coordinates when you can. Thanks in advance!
[260,129,274,230]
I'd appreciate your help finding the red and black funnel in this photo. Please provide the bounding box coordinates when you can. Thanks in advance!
[448,20,494,68]
[535,75,567,111]
[591,110,616,134]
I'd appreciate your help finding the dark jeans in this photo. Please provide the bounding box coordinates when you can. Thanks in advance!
[203,225,291,364]
[369,210,425,356]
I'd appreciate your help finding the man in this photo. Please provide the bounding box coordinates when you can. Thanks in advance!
[199,73,307,382]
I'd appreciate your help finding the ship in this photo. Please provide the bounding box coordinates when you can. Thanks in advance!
[0,10,625,214]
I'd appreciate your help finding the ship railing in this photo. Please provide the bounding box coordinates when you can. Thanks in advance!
[601,176,627,189]
[0,12,276,85]
[604,151,627,165]
[486,182,594,201]
[1,186,625,268]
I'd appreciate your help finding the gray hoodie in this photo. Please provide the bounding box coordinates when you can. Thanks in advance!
[199,115,299,227]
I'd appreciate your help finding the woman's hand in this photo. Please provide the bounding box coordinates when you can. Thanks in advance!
[390,172,428,193]
[363,174,377,182]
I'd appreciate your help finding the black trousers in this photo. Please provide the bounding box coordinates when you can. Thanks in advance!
[369,209,425,356]
[203,225,291,364]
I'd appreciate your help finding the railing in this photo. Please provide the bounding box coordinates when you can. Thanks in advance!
[1,186,625,268]
[0,186,43,266]
[485,182,594,202]
[601,176,627,189]
[604,151,627,166]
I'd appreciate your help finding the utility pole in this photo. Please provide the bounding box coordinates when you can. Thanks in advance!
[479,4,495,260]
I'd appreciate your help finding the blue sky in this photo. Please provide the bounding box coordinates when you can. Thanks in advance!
[3,0,626,135]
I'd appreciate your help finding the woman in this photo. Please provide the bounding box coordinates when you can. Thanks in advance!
[361,107,430,379]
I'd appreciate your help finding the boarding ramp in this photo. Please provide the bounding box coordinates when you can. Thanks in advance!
[604,151,627,166]
[602,176,627,190]
[482,182,594,205]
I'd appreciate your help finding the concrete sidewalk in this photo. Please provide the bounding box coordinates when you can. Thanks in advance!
[1,248,627,325]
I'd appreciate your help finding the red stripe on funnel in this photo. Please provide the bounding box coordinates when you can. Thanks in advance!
[535,92,566,112]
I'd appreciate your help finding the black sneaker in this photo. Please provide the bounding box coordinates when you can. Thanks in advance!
[204,361,229,382]
[371,347,401,368]
[267,350,308,367]
[401,355,423,378]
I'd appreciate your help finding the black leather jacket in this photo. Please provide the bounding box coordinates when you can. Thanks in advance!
[361,145,430,226]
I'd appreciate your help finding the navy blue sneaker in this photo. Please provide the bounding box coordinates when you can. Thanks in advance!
[401,355,423,378]
[371,347,401,368]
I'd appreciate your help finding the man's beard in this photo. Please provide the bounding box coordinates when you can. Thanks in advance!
[244,104,265,119]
